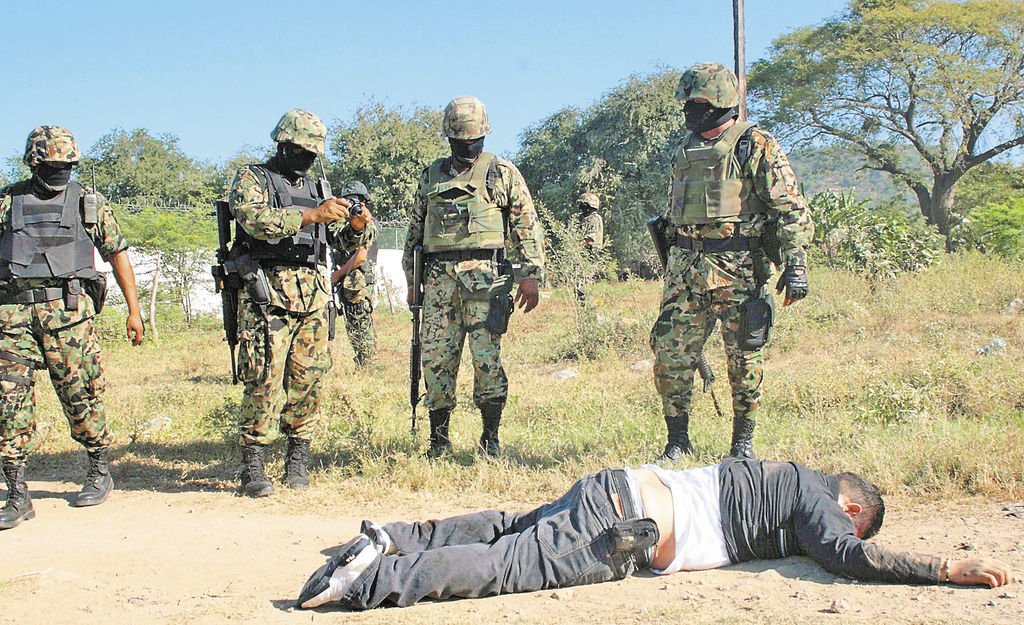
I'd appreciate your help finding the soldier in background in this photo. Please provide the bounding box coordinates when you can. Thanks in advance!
[578,192,604,252]
[331,181,379,368]
[228,110,375,497]
[649,63,812,461]
[403,96,544,458]
[0,126,145,529]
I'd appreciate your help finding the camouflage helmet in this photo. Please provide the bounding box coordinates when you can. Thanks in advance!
[270,109,327,155]
[23,125,81,168]
[675,63,740,108]
[578,192,600,210]
[340,180,370,200]
[443,96,491,140]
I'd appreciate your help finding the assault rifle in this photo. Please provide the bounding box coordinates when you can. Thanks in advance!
[409,245,424,433]
[316,158,338,341]
[647,215,724,418]
[212,199,240,384]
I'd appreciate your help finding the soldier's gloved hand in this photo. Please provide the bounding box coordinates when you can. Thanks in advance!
[515,279,540,313]
[775,265,808,306]
[301,197,351,226]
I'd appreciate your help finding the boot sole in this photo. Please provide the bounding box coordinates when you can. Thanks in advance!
[297,534,375,608]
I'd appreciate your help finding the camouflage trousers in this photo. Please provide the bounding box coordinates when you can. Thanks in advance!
[649,251,766,423]
[341,298,376,367]
[0,295,111,464]
[421,259,507,412]
[236,292,332,447]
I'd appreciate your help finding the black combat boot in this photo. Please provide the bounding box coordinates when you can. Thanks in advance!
[424,409,452,459]
[478,402,503,457]
[0,464,34,530]
[284,438,311,490]
[729,415,756,460]
[240,444,274,498]
[74,448,114,507]
[657,414,693,462]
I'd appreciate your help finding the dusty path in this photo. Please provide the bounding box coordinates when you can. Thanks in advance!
[1,483,1021,625]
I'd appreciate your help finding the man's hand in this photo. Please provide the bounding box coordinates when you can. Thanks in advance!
[948,558,1015,587]
[350,205,373,231]
[126,311,144,346]
[775,265,808,307]
[514,279,539,313]
[301,197,351,226]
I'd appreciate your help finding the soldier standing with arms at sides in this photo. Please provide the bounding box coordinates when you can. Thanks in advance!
[331,181,379,368]
[228,110,375,497]
[649,64,812,462]
[403,96,544,458]
[0,126,144,530]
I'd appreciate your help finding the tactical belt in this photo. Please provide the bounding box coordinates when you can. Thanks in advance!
[0,286,65,305]
[675,235,761,253]
[427,249,501,262]
[609,469,654,569]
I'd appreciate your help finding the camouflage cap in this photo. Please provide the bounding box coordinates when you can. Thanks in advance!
[443,96,491,140]
[578,192,600,210]
[270,109,327,155]
[23,125,80,168]
[676,63,740,108]
[340,180,370,200]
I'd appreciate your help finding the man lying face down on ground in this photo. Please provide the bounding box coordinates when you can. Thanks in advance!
[297,458,1015,610]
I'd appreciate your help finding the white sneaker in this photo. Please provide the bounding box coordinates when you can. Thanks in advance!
[297,534,378,609]
[363,521,397,555]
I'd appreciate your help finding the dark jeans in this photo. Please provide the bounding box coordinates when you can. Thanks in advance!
[342,468,642,609]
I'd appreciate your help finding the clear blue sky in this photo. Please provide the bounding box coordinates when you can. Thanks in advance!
[2,0,850,164]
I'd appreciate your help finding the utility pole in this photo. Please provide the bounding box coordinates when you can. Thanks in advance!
[733,0,747,121]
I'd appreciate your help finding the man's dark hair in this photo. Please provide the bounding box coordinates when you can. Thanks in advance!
[836,472,885,539]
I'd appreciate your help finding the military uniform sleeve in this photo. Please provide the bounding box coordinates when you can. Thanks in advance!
[493,160,545,281]
[748,129,813,267]
[0,189,12,240]
[327,217,378,254]
[86,190,130,261]
[401,168,429,284]
[228,166,304,240]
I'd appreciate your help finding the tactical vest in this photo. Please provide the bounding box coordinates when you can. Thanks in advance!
[0,180,97,280]
[235,165,327,267]
[668,121,769,227]
[423,153,504,253]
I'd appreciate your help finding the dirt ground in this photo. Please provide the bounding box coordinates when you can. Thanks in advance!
[1,482,1021,625]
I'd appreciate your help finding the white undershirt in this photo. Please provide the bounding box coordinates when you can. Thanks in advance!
[637,463,732,574]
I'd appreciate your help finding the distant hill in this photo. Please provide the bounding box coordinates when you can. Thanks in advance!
[789,145,915,205]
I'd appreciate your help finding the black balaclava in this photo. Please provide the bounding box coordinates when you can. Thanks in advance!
[683,101,739,134]
[273,143,317,178]
[449,136,485,169]
[32,162,74,194]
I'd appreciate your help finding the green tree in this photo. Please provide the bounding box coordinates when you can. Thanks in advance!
[115,205,217,335]
[517,69,686,275]
[79,128,219,206]
[954,161,1024,216]
[970,197,1024,260]
[328,101,447,220]
[749,0,1024,243]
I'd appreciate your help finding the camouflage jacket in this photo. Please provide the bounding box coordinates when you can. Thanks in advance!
[581,211,604,249]
[229,165,376,313]
[0,180,128,293]
[668,125,813,291]
[402,156,545,287]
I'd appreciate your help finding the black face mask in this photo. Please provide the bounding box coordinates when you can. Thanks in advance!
[449,137,485,168]
[33,162,74,193]
[683,101,738,134]
[274,143,317,177]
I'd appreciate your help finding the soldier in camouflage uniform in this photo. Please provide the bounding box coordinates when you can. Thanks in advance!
[649,64,813,461]
[0,126,145,530]
[578,192,604,251]
[331,181,379,367]
[228,110,375,497]
[403,96,545,458]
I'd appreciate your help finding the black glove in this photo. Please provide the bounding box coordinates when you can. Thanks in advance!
[775,265,808,302]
